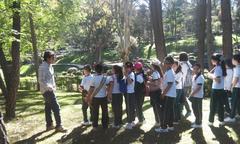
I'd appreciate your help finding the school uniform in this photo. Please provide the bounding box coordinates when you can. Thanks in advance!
[224,68,233,113]
[134,72,145,122]
[209,65,225,123]
[124,72,136,124]
[190,74,204,125]
[109,74,123,126]
[149,71,163,125]
[162,68,176,129]
[80,74,94,123]
[230,65,240,119]
[90,74,110,129]
[174,72,184,122]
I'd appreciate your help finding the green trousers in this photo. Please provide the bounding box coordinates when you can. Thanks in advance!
[190,97,202,125]
[209,89,224,123]
[230,88,240,118]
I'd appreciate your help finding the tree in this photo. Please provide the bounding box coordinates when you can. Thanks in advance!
[0,0,21,119]
[206,0,214,69]
[196,0,206,68]
[149,0,166,62]
[221,0,233,59]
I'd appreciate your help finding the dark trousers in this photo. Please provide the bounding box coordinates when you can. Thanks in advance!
[230,88,240,118]
[174,89,184,122]
[92,97,109,128]
[209,89,224,123]
[162,97,175,129]
[43,91,62,127]
[82,90,93,122]
[223,90,231,114]
[150,89,164,124]
[124,93,135,123]
[111,93,123,126]
[135,91,145,122]
[190,97,202,125]
[183,87,191,112]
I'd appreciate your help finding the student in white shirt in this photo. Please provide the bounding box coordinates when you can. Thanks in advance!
[189,63,204,128]
[179,52,192,118]
[208,54,226,126]
[123,62,136,129]
[155,56,176,133]
[172,61,184,124]
[87,64,110,130]
[134,62,145,124]
[79,65,93,126]
[225,54,240,122]
[109,65,123,128]
[223,59,233,114]
[147,60,164,127]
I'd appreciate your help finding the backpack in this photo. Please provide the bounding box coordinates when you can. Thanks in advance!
[117,78,127,93]
[134,72,147,95]
[184,63,192,87]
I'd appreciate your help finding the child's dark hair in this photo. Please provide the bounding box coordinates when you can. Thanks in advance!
[83,64,91,72]
[211,54,227,76]
[164,56,174,65]
[174,61,182,74]
[179,52,189,61]
[225,59,234,69]
[125,61,133,68]
[113,65,123,80]
[152,64,163,78]
[43,50,55,61]
[233,54,240,63]
[193,63,202,80]
[95,63,103,74]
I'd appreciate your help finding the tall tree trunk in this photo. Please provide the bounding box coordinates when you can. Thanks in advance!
[221,0,233,59]
[196,0,206,69]
[206,0,214,70]
[29,12,40,91]
[123,0,131,62]
[147,29,154,59]
[149,0,166,62]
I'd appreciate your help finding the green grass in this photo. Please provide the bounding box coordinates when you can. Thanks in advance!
[1,90,240,144]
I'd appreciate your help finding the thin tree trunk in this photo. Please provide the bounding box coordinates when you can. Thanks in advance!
[221,0,233,59]
[149,0,166,62]
[0,112,9,144]
[123,0,131,62]
[206,0,214,70]
[196,0,206,69]
[29,12,40,91]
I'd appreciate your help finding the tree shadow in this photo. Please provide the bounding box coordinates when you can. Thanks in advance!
[210,126,235,143]
[14,130,57,144]
[191,128,207,144]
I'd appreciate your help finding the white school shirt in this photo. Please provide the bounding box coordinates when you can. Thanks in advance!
[191,74,205,98]
[233,65,240,88]
[81,74,93,91]
[135,73,144,84]
[175,72,183,89]
[90,74,110,98]
[180,61,192,84]
[124,72,135,94]
[109,74,121,94]
[152,71,161,80]
[162,69,176,97]
[212,65,224,89]
[224,68,233,91]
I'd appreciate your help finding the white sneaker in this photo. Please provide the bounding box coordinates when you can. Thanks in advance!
[168,127,174,131]
[224,117,236,123]
[81,121,92,126]
[208,122,214,126]
[155,128,168,133]
[154,123,160,127]
[191,124,202,128]
[125,123,133,130]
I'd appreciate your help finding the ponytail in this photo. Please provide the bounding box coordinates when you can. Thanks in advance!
[211,54,227,77]
[221,60,227,77]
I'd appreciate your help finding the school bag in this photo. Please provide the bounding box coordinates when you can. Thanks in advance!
[184,63,192,87]
[135,72,147,95]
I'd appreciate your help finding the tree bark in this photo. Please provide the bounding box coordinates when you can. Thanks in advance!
[0,112,9,144]
[206,0,214,70]
[196,0,206,69]
[221,0,233,59]
[149,0,166,62]
[123,0,131,62]
[29,12,40,91]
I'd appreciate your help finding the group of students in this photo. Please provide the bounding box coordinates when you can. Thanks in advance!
[39,50,240,134]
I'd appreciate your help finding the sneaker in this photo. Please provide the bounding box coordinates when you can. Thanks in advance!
[208,122,214,126]
[46,125,55,131]
[224,117,236,123]
[125,123,133,130]
[55,126,67,133]
[81,121,92,126]
[191,124,202,128]
[155,128,168,133]
[154,123,160,127]
[219,122,225,127]
[168,127,174,131]
[184,111,191,118]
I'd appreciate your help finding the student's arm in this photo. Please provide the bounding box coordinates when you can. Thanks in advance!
[38,67,53,91]
[86,86,94,103]
[190,84,202,97]
[162,82,173,97]
[232,77,239,88]
[107,81,113,101]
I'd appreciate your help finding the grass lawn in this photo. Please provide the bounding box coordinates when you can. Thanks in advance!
[1,90,240,144]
